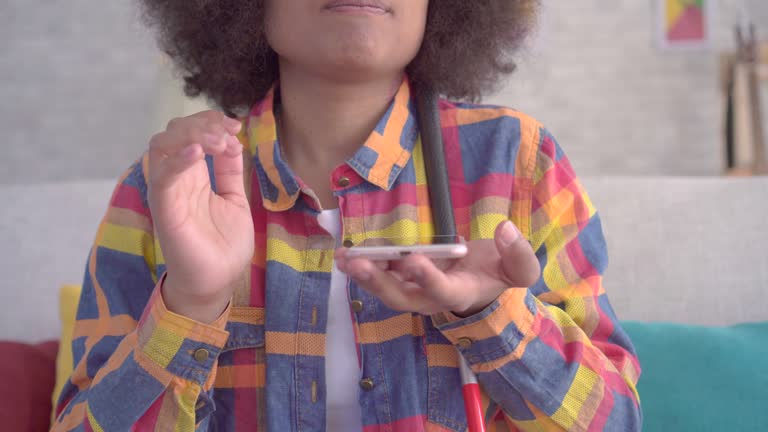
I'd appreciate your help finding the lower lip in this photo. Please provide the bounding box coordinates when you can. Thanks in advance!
[325,5,389,15]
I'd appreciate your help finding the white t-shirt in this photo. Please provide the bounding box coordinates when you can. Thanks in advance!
[317,209,364,432]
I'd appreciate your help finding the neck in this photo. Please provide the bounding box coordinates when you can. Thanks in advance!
[276,62,403,170]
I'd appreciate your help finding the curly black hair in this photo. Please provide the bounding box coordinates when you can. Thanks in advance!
[139,0,539,114]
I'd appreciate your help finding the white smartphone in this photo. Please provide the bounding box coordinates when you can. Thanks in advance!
[345,242,468,261]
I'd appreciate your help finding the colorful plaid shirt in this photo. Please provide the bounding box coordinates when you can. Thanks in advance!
[53,79,641,431]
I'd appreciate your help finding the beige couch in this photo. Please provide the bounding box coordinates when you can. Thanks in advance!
[1,177,766,342]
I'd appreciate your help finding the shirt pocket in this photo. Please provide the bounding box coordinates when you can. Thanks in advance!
[222,306,266,351]
[425,321,469,432]
[210,306,266,430]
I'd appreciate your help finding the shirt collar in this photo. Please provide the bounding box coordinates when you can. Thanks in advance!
[245,77,419,212]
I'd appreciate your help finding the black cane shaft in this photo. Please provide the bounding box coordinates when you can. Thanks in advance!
[415,87,457,243]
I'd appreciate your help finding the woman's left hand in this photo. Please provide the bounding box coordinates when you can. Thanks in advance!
[334,221,541,316]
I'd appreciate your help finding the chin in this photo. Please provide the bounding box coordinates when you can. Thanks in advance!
[318,58,393,83]
[314,42,396,79]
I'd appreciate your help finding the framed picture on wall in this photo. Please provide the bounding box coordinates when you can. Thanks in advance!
[655,0,714,50]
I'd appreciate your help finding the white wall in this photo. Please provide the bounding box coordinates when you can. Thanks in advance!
[488,0,768,176]
[0,0,159,185]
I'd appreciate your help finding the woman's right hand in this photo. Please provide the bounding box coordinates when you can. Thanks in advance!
[147,111,254,323]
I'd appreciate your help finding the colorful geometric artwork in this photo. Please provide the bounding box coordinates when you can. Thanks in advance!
[666,0,705,41]
[656,0,712,49]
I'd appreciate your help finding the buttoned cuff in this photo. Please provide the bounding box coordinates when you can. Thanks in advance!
[135,274,231,387]
[432,288,539,366]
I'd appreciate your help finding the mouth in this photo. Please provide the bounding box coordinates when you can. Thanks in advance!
[323,0,392,15]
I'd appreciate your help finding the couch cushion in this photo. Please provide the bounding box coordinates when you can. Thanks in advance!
[623,320,768,431]
[0,180,115,341]
[51,285,82,423]
[0,341,59,432]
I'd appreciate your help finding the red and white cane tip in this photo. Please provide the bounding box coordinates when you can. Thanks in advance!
[459,354,486,432]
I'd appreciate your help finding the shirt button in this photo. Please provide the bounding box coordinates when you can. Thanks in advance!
[360,378,375,391]
[337,177,351,187]
[193,348,210,363]
[343,239,355,248]
[456,337,473,350]
[351,300,364,312]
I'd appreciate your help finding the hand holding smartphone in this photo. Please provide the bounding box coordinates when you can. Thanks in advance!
[344,236,467,261]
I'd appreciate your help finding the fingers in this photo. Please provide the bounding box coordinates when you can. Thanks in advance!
[333,247,390,272]
[494,220,541,288]
[148,111,244,191]
[152,143,205,189]
[169,110,242,136]
[339,256,416,312]
[152,112,239,161]
[149,136,211,191]
[334,249,461,314]
[212,135,247,200]
[393,255,462,310]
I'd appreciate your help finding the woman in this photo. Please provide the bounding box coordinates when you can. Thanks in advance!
[53,1,641,431]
